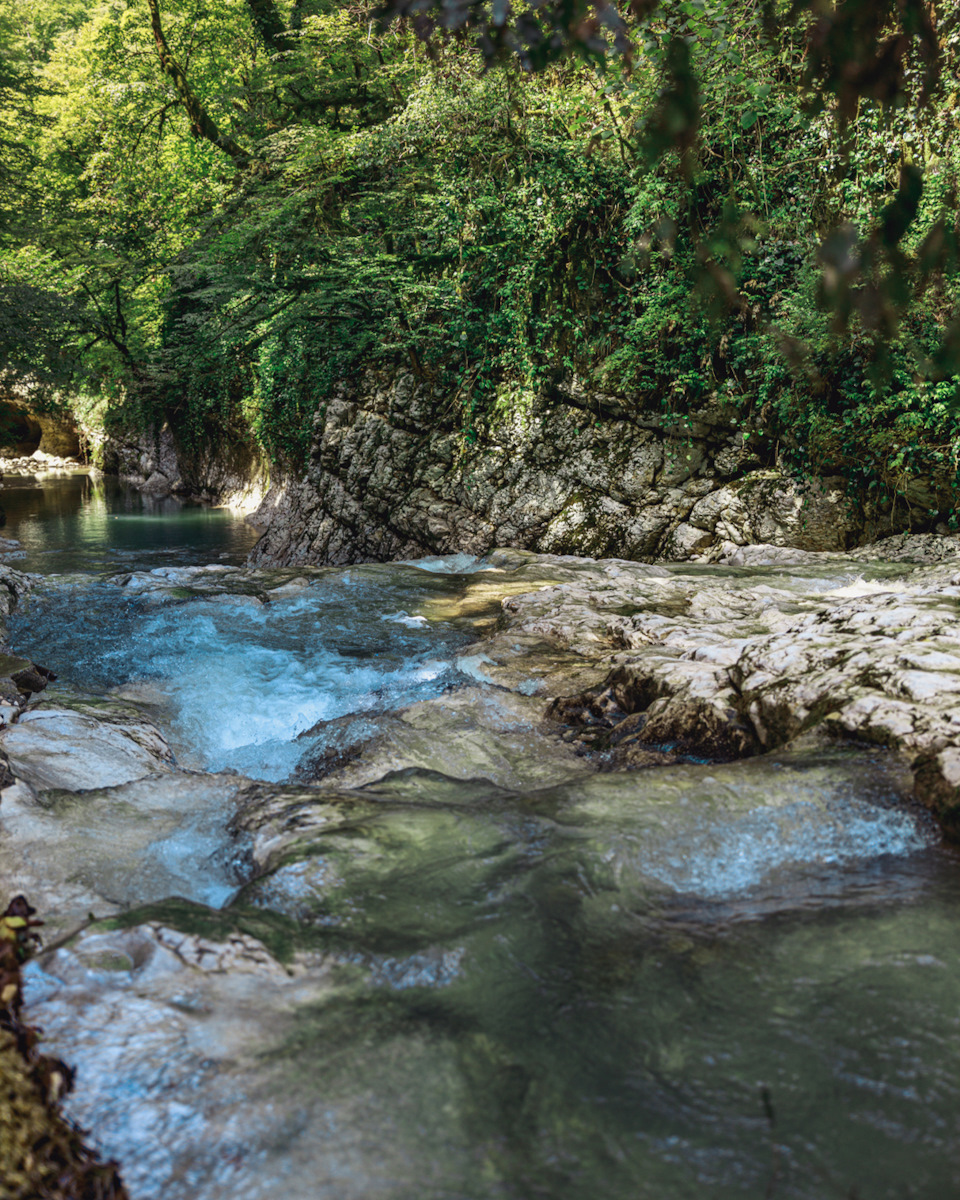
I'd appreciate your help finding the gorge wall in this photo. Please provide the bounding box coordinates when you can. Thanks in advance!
[244,373,904,567]
[108,371,939,568]
[105,421,270,514]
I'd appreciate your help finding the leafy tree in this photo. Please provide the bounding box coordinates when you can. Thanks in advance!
[0,0,958,522]
[380,0,954,337]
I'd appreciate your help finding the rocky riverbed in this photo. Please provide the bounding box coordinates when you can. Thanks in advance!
[0,537,959,1197]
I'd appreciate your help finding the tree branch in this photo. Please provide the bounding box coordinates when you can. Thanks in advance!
[146,0,253,170]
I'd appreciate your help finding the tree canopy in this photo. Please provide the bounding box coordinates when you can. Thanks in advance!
[0,0,958,513]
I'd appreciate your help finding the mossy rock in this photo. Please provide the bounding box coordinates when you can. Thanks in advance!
[0,654,34,678]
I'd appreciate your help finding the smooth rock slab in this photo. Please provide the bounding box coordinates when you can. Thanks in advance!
[24,921,481,1200]
[0,772,248,934]
[1,706,173,791]
[307,686,596,793]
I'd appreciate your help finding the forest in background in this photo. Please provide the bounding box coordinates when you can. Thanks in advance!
[1,0,959,518]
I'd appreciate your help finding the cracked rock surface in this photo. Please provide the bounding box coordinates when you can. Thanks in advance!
[500,543,960,833]
[243,373,881,567]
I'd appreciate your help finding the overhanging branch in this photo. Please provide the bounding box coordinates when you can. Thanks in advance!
[146,0,252,170]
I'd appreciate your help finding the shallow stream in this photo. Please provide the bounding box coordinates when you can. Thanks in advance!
[3,472,959,1199]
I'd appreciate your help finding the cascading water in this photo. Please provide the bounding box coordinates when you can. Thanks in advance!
[12,570,478,780]
[2,472,959,1200]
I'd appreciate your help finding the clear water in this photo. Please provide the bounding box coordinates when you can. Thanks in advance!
[8,565,490,780]
[4,481,960,1199]
[0,471,258,572]
[22,753,960,1200]
[242,771,959,1200]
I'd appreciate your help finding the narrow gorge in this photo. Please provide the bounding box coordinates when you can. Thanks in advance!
[3,0,960,1195]
[0,460,956,1197]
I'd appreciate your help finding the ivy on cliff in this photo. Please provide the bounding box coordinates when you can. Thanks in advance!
[0,0,958,517]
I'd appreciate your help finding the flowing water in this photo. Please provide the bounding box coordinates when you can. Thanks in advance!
[10,569,479,780]
[3,472,960,1199]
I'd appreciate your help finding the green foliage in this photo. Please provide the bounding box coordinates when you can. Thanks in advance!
[0,0,958,522]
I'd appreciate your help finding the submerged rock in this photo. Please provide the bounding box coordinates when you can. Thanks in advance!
[21,918,360,1200]
[7,542,960,1199]
[8,660,56,695]
[23,740,948,1200]
[298,685,596,793]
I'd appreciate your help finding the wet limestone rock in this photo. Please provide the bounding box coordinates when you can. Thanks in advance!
[0,565,34,626]
[0,897,129,1200]
[301,686,598,793]
[518,544,960,833]
[727,577,960,832]
[914,747,960,830]
[0,771,247,935]
[0,654,57,697]
[0,696,174,793]
[22,920,336,1200]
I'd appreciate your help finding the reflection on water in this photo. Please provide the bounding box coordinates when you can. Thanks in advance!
[0,471,258,572]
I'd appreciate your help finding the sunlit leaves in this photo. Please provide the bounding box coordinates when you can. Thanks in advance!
[1,0,959,510]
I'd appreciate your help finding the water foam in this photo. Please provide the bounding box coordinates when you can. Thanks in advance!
[401,552,489,574]
[630,796,933,897]
[127,593,465,779]
[563,755,937,904]
[11,573,474,781]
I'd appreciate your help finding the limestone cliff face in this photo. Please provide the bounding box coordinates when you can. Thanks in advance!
[109,371,926,566]
[246,371,869,566]
[106,423,270,514]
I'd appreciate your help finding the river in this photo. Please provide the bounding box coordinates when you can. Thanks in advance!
[2,469,958,1199]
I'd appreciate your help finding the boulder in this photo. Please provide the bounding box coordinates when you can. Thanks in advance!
[0,703,173,792]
